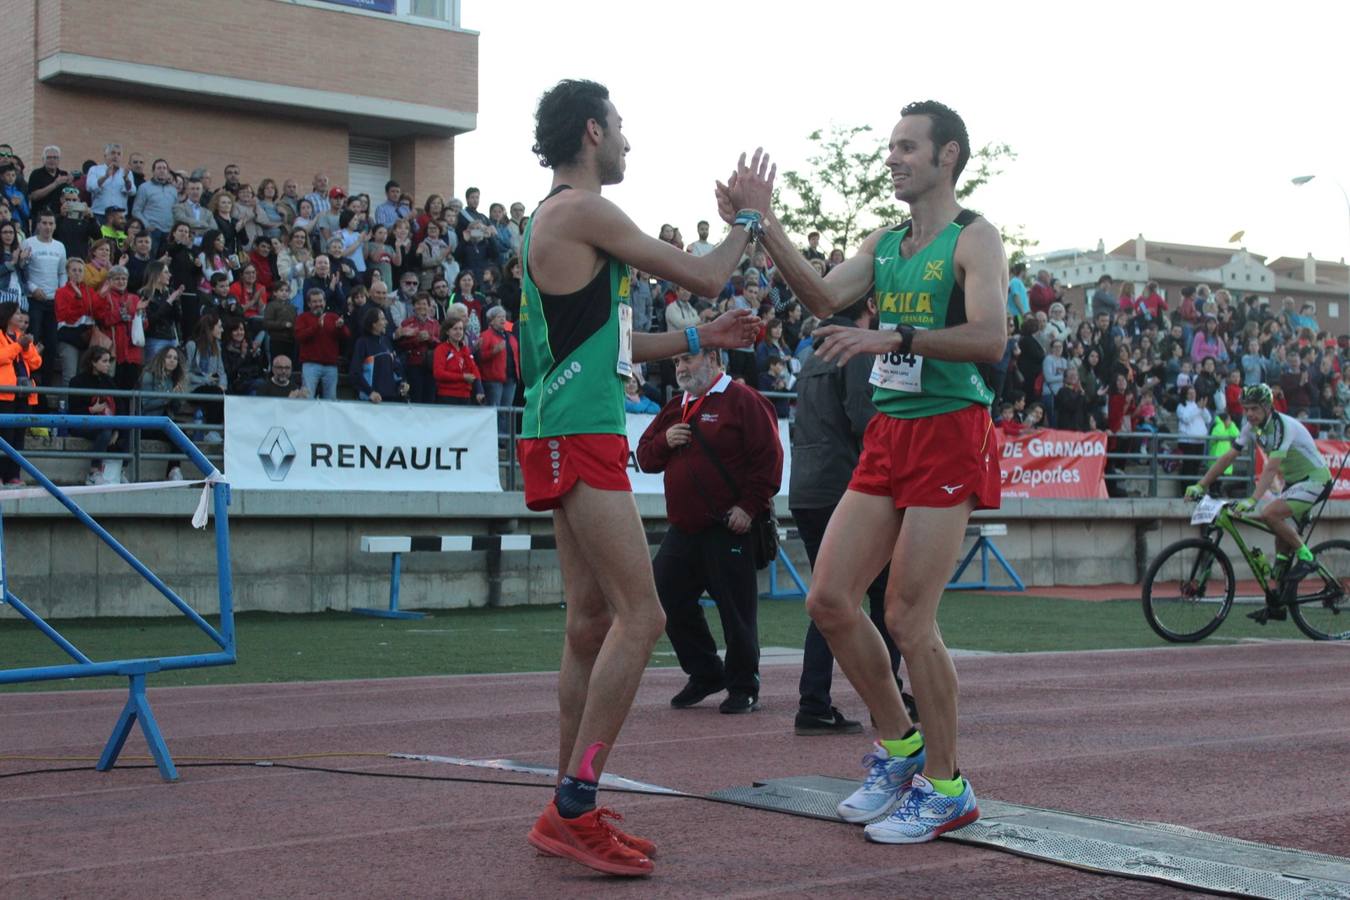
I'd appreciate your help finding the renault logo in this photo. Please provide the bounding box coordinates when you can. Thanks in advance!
[258,427,297,481]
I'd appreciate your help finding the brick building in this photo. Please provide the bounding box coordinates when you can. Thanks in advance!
[0,0,477,201]
[1032,235,1350,332]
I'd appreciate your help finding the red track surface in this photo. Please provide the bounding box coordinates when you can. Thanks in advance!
[3,642,1348,898]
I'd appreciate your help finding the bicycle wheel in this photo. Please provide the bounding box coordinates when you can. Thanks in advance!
[1290,539,1350,641]
[1142,538,1235,642]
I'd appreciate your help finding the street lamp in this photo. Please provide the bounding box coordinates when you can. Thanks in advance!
[1291,174,1350,311]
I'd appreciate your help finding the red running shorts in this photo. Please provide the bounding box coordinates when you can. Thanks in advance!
[518,433,632,511]
[847,404,1001,510]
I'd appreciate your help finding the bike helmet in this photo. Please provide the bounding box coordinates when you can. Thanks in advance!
[1240,383,1273,406]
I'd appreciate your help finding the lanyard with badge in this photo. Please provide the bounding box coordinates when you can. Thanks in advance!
[681,391,710,424]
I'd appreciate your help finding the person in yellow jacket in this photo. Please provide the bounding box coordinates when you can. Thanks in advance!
[1208,408,1241,496]
[0,300,43,484]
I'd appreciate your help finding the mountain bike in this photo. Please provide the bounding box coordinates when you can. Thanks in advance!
[1141,488,1348,642]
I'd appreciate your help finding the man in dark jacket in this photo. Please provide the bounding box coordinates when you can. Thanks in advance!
[636,347,783,714]
[788,297,912,734]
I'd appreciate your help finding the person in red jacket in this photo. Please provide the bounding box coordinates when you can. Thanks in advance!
[635,347,783,714]
[94,265,146,390]
[431,315,482,405]
[54,257,99,388]
[0,302,42,484]
[475,304,520,408]
[294,287,349,400]
[395,292,439,403]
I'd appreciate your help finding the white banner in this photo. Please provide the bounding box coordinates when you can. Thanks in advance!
[625,412,791,496]
[224,397,502,492]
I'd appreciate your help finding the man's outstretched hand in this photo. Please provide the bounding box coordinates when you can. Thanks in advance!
[700,308,762,350]
[714,148,776,223]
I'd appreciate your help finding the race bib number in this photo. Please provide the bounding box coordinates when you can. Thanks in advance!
[1190,495,1226,525]
[869,323,923,393]
[616,303,633,378]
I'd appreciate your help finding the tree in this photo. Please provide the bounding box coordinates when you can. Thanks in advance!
[773,124,1037,264]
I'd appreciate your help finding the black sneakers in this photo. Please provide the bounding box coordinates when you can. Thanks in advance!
[719,692,760,714]
[670,678,725,709]
[794,706,862,735]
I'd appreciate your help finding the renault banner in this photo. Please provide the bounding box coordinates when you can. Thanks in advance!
[224,397,501,492]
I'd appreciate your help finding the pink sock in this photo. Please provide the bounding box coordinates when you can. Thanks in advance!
[577,741,605,782]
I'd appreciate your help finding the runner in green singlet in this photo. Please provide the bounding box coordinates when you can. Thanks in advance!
[731,101,1008,845]
[518,79,774,877]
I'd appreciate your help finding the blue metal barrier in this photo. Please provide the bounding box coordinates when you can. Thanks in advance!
[0,414,234,781]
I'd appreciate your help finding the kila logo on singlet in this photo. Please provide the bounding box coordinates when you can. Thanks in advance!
[923,260,945,281]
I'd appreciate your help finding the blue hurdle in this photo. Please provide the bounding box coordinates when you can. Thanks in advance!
[0,414,235,781]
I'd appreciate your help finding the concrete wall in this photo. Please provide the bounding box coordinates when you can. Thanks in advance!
[6,492,1350,619]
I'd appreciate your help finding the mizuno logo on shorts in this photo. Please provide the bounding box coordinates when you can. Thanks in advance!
[941,484,964,494]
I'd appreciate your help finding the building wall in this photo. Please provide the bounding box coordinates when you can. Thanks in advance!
[0,0,37,163]
[36,0,477,115]
[33,85,352,194]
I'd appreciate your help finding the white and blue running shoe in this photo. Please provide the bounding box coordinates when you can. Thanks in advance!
[836,742,926,824]
[864,773,980,843]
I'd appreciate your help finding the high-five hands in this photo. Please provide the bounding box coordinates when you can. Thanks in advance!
[714,148,776,225]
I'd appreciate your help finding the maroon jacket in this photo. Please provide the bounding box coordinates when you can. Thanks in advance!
[294,311,350,366]
[636,374,783,533]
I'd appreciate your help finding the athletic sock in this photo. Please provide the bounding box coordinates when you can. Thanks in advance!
[928,771,966,798]
[555,775,599,819]
[1296,544,1315,563]
[880,727,924,758]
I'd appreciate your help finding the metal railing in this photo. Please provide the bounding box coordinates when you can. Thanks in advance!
[8,385,223,483]
[16,384,1335,499]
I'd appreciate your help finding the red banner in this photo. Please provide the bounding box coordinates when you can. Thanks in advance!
[1255,438,1350,499]
[999,429,1109,499]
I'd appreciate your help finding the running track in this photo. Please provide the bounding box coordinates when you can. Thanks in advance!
[3,641,1348,898]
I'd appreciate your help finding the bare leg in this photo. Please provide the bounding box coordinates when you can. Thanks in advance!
[1260,499,1300,555]
[553,505,612,784]
[805,490,906,739]
[884,499,977,781]
[556,482,667,778]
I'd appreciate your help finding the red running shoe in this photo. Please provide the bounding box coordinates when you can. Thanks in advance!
[527,801,653,877]
[596,807,657,859]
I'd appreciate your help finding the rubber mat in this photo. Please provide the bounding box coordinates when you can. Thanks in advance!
[707,776,1350,899]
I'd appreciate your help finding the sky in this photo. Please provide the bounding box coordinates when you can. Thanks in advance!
[457,0,1350,268]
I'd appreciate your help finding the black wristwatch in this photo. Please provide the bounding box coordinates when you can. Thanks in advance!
[896,324,916,356]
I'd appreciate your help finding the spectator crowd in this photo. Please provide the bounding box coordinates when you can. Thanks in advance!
[2,140,1347,492]
[1001,265,1350,494]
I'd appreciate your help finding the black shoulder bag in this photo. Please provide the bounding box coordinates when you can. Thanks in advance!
[687,419,779,569]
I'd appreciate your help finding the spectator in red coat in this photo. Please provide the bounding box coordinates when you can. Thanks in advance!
[95,265,146,390]
[395,292,440,403]
[1029,269,1056,315]
[54,257,98,387]
[294,287,348,400]
[432,314,482,405]
[475,304,519,409]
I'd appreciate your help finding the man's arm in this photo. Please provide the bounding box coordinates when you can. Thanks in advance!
[29,175,62,203]
[757,215,884,319]
[579,195,753,299]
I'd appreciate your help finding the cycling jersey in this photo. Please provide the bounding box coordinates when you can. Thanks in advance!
[1234,411,1330,486]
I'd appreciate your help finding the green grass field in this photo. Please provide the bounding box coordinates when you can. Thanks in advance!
[0,591,1292,693]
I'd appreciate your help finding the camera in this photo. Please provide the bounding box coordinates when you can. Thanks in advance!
[65,201,88,218]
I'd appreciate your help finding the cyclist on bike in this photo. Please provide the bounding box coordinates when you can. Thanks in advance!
[1186,383,1330,618]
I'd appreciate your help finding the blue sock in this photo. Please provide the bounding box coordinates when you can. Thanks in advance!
[555,775,598,819]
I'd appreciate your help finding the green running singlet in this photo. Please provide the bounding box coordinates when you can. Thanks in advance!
[518,187,633,439]
[869,209,996,419]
